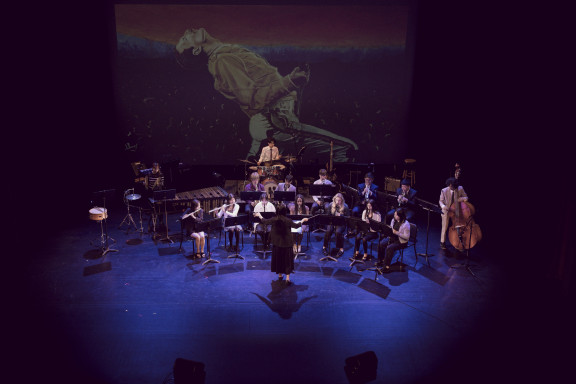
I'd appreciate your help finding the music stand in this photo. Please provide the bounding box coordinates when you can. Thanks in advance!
[415,197,443,267]
[273,191,296,206]
[223,215,248,260]
[287,214,312,259]
[308,184,337,200]
[200,218,220,265]
[153,189,176,243]
[240,191,263,202]
[91,189,118,257]
[315,214,346,262]
[375,190,398,216]
[346,217,371,268]
[253,212,276,258]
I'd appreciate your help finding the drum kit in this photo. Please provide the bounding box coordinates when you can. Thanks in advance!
[239,155,297,199]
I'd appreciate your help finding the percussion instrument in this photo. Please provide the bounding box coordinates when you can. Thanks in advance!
[238,159,255,164]
[263,178,278,199]
[249,166,258,171]
[257,166,269,177]
[89,207,108,221]
[283,156,297,163]
[125,193,141,201]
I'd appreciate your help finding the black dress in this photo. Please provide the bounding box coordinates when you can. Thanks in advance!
[260,215,302,275]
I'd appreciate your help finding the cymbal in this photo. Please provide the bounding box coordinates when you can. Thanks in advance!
[238,159,255,164]
[249,166,258,170]
[283,156,297,163]
[126,193,141,201]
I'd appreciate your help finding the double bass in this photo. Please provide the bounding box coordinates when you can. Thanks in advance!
[447,167,482,250]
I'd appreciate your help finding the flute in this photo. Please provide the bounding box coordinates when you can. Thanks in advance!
[208,204,229,213]
[181,208,202,220]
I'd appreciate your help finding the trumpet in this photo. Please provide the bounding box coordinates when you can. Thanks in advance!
[208,203,229,213]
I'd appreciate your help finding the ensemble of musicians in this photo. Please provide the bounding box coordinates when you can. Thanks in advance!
[122,138,472,275]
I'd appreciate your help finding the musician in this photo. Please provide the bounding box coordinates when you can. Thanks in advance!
[257,138,281,165]
[244,171,265,220]
[289,194,310,254]
[217,193,242,252]
[352,199,381,261]
[253,193,276,249]
[439,177,468,250]
[377,208,410,273]
[277,174,296,192]
[182,199,206,258]
[386,179,417,222]
[311,169,333,213]
[351,172,379,217]
[322,193,350,258]
[254,204,309,285]
[145,162,165,193]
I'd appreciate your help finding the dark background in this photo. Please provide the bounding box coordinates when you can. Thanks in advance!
[16,0,573,383]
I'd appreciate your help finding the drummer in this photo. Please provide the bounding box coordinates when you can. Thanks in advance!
[257,138,281,165]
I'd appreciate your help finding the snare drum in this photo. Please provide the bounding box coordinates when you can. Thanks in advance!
[262,178,278,199]
[269,165,285,176]
[89,207,108,221]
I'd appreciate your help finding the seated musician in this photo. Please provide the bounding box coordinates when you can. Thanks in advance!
[311,168,333,212]
[244,171,265,222]
[253,193,276,249]
[352,199,381,261]
[277,174,296,192]
[386,179,417,222]
[257,137,281,165]
[217,193,242,252]
[322,193,349,257]
[289,194,310,254]
[352,172,379,217]
[377,208,410,273]
[182,199,206,258]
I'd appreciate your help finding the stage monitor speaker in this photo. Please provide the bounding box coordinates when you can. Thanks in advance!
[344,351,378,384]
[173,358,206,384]
[384,177,400,192]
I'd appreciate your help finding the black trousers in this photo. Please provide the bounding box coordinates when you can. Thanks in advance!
[377,237,408,266]
[323,225,346,249]
[354,231,379,254]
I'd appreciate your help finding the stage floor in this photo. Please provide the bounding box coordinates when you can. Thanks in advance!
[22,210,563,384]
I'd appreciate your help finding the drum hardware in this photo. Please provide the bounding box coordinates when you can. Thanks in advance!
[89,189,118,257]
[119,189,142,233]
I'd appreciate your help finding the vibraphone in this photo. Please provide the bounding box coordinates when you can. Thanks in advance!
[168,186,228,214]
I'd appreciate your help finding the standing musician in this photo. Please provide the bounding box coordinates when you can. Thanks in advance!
[182,199,206,258]
[352,199,381,261]
[311,169,333,213]
[257,137,281,165]
[244,171,265,222]
[277,174,296,192]
[289,194,310,254]
[322,193,350,258]
[377,208,410,273]
[253,193,276,249]
[387,179,417,222]
[439,177,468,250]
[351,172,379,217]
[217,193,243,252]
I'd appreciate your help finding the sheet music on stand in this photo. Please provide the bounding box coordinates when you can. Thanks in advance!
[347,216,371,234]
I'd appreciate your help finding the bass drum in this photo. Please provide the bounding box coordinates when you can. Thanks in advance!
[89,207,108,221]
[262,178,278,199]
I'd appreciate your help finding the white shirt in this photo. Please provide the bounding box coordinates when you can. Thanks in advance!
[439,186,468,213]
[391,219,411,244]
[258,146,280,163]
